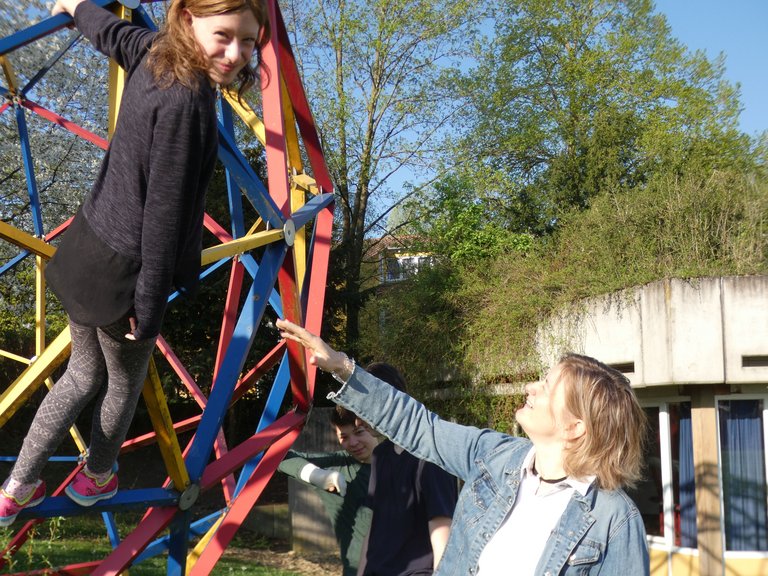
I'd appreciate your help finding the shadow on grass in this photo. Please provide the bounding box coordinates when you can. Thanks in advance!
[0,515,301,576]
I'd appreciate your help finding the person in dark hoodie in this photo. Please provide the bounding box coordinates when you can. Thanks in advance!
[357,362,457,576]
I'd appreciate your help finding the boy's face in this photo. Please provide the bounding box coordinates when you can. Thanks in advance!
[334,423,379,464]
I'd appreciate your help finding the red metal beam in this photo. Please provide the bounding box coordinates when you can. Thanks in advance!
[274,6,333,193]
[91,506,178,576]
[189,426,300,574]
[22,99,108,150]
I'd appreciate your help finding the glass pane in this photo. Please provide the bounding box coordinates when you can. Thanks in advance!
[676,402,697,547]
[628,403,697,546]
[718,399,768,551]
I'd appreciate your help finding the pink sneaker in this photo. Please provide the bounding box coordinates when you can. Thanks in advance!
[65,468,118,507]
[0,480,46,527]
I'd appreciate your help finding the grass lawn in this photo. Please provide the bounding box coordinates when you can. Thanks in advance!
[0,514,301,575]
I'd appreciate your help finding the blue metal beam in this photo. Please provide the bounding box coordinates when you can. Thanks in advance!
[134,510,221,563]
[219,99,247,239]
[290,192,335,230]
[184,242,288,482]
[15,105,44,236]
[217,125,284,229]
[102,511,122,549]
[166,510,192,575]
[17,488,178,521]
[21,32,82,96]
[0,0,117,56]
[0,250,31,276]
[233,354,292,497]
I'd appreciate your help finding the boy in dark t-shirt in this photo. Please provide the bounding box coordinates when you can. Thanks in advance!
[357,363,458,576]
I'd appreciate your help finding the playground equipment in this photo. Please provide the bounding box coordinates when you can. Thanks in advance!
[0,0,332,573]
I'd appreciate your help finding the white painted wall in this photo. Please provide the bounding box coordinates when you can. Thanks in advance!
[537,276,768,387]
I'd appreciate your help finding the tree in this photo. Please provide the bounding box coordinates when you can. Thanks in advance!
[1,2,110,349]
[358,0,766,409]
[403,172,533,265]
[1,2,108,230]
[455,0,754,232]
[282,0,484,353]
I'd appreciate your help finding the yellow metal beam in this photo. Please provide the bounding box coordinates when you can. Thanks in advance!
[291,184,307,289]
[185,514,224,575]
[292,172,319,195]
[201,228,284,266]
[247,218,265,235]
[222,88,266,145]
[280,76,303,172]
[35,255,45,357]
[0,327,71,429]
[0,55,19,94]
[141,358,190,491]
[0,350,31,364]
[0,220,55,258]
[107,4,133,137]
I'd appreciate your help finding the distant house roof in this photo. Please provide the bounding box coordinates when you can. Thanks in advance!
[365,234,425,260]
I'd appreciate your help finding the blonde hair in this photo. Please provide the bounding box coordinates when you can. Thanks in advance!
[147,0,270,98]
[558,353,647,491]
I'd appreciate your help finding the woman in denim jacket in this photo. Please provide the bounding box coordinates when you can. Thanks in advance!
[276,319,650,576]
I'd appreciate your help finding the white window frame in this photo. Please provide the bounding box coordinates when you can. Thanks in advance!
[640,397,697,552]
[714,392,768,560]
[381,252,431,283]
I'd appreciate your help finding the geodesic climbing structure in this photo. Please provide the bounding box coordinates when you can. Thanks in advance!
[0,0,333,573]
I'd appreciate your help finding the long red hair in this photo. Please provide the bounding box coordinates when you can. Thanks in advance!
[146,0,270,98]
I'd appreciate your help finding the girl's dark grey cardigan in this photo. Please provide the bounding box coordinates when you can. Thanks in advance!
[48,1,218,340]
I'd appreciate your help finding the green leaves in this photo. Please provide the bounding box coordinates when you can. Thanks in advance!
[355,1,766,429]
[456,0,756,229]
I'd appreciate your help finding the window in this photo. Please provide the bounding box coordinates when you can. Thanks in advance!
[381,252,431,283]
[628,402,697,547]
[717,398,768,552]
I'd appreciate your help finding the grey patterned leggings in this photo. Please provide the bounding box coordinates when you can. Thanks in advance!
[10,317,156,483]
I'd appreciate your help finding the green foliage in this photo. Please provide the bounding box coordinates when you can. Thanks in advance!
[0,533,298,575]
[283,0,485,351]
[405,173,534,265]
[456,0,754,231]
[356,0,767,430]
[464,169,768,384]
[0,514,300,574]
[361,168,767,428]
[358,262,465,398]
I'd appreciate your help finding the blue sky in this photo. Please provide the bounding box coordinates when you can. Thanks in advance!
[654,0,768,137]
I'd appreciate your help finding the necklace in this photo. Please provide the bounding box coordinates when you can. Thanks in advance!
[532,464,567,484]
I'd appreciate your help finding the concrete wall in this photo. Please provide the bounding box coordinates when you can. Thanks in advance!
[537,276,768,386]
[538,275,768,575]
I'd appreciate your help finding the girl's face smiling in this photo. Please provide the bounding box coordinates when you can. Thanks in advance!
[185,8,261,86]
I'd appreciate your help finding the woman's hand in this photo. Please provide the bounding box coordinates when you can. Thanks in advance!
[275,319,352,378]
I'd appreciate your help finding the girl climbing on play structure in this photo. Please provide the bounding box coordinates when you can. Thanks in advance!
[0,0,270,526]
